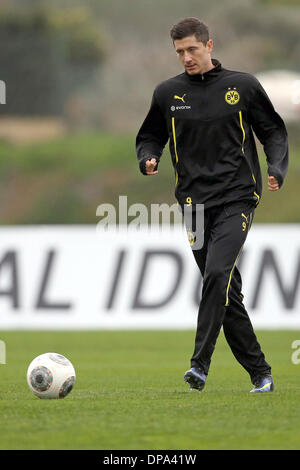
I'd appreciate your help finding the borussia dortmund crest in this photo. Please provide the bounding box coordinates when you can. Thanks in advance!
[187,231,195,246]
[225,88,240,105]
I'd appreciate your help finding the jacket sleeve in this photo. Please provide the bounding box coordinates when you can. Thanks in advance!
[136,90,169,175]
[248,78,289,188]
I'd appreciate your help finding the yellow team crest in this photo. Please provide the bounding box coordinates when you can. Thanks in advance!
[187,231,195,246]
[225,88,240,105]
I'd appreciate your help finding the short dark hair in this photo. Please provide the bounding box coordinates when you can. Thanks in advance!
[170,18,209,44]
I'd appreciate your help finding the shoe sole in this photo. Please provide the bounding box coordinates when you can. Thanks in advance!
[184,371,205,391]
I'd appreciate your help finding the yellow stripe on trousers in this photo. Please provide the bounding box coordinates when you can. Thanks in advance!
[225,246,243,307]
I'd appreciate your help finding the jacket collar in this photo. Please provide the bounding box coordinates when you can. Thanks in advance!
[185,58,223,82]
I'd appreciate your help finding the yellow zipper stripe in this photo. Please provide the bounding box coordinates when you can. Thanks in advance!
[239,110,246,154]
[171,117,179,185]
[239,111,260,203]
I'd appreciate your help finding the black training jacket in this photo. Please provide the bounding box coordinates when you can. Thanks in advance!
[136,59,289,209]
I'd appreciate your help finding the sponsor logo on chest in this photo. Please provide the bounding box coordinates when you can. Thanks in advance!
[171,93,191,111]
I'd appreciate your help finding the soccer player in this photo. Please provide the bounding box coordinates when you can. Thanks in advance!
[136,18,288,393]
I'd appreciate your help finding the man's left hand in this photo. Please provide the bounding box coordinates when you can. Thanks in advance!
[268,176,279,191]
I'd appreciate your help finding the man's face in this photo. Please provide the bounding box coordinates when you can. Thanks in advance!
[174,35,213,75]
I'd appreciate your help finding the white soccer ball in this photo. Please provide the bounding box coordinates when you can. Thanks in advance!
[26,352,76,399]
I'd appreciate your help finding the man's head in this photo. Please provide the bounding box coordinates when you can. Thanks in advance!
[170,18,213,75]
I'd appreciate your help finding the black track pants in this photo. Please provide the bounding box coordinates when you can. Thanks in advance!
[186,200,271,383]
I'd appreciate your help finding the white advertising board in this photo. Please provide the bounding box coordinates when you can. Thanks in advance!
[0,225,299,329]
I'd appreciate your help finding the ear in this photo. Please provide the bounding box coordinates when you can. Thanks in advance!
[206,39,213,53]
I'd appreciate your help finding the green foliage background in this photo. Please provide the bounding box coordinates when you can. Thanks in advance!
[0,131,298,224]
[0,0,298,224]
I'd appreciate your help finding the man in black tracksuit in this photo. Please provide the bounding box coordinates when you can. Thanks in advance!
[135,18,288,393]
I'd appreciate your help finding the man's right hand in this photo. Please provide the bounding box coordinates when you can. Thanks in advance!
[145,158,158,175]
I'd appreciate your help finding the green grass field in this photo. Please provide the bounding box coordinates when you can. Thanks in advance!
[0,330,299,450]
